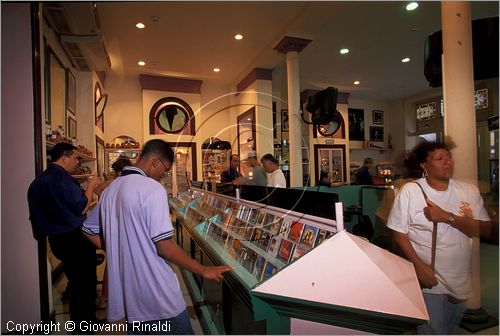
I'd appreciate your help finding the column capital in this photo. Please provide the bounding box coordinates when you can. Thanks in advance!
[274,36,312,54]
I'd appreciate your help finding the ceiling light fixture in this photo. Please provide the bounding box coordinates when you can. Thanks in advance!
[136,22,145,29]
[138,61,146,66]
[401,57,410,63]
[234,34,243,40]
[213,68,220,72]
[354,81,360,85]
[406,2,419,11]
[340,48,349,55]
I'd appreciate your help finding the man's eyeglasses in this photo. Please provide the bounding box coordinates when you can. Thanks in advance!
[158,160,171,175]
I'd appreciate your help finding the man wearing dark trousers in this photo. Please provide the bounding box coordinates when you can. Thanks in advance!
[28,142,100,333]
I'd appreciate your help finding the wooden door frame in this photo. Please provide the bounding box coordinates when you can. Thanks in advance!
[313,144,347,184]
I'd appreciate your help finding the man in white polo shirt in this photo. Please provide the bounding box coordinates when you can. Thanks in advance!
[261,153,286,188]
[83,139,232,334]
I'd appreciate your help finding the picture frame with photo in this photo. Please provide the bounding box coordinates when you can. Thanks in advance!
[348,108,365,141]
[369,126,384,142]
[95,136,105,178]
[281,109,289,132]
[373,110,384,124]
[66,69,76,114]
[67,115,77,138]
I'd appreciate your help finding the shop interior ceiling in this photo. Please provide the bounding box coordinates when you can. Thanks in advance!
[48,1,498,101]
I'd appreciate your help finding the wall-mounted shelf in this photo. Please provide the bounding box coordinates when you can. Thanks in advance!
[47,140,96,162]
[349,147,392,152]
[77,153,96,162]
[71,174,93,180]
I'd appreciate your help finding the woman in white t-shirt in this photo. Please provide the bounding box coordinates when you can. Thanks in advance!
[261,153,286,188]
[387,141,491,335]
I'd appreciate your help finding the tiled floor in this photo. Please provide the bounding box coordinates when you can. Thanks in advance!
[52,243,498,335]
[52,259,202,335]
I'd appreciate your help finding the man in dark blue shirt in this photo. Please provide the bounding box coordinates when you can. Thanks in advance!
[28,142,100,333]
[220,154,242,184]
[355,157,375,185]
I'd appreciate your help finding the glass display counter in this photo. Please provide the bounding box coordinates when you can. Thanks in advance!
[169,188,428,334]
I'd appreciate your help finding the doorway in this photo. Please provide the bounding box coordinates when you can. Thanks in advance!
[162,142,197,197]
[313,144,347,184]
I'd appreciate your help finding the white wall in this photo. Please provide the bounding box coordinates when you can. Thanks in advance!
[230,80,274,159]
[43,14,97,165]
[1,3,42,329]
[135,83,232,180]
[102,73,144,143]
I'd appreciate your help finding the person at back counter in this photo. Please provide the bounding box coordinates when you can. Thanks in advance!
[317,171,332,187]
[261,153,287,188]
[220,154,242,184]
[355,157,375,185]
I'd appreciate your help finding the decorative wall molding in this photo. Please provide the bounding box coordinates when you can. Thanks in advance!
[274,36,312,54]
[139,74,202,94]
[236,68,272,93]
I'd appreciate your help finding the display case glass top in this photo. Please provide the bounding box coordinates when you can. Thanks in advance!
[171,189,337,290]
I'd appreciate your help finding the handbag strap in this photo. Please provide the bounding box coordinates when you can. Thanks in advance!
[414,182,438,271]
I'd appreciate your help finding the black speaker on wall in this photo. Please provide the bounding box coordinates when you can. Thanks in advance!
[305,87,339,124]
[424,16,498,88]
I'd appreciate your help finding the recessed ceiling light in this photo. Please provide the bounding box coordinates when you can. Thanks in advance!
[340,48,349,55]
[401,57,410,63]
[234,34,243,40]
[247,118,252,121]
[353,81,360,85]
[136,22,145,29]
[213,68,220,72]
[406,2,419,11]
[138,61,146,66]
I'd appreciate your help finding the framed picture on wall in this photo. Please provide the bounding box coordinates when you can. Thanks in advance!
[67,69,76,114]
[373,110,384,124]
[96,136,105,178]
[67,115,77,138]
[348,108,365,141]
[281,110,289,132]
[369,126,384,142]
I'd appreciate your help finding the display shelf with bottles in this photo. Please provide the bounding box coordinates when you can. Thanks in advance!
[202,149,230,183]
[46,140,96,161]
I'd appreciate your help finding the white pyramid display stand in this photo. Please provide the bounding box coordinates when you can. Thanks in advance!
[251,231,429,334]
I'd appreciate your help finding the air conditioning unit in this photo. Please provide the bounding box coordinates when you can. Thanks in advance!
[43,2,111,71]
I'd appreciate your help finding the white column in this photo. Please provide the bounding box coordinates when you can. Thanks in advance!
[286,51,303,187]
[441,1,481,310]
[441,1,476,183]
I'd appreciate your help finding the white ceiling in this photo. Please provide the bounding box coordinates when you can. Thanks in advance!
[94,1,498,102]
